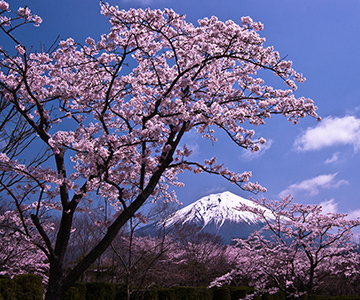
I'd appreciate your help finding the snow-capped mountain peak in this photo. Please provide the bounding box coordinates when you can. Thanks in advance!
[137,191,274,243]
[164,191,272,230]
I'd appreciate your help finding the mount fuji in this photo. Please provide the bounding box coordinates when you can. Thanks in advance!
[140,191,274,244]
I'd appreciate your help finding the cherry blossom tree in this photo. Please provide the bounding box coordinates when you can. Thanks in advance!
[110,232,175,299]
[169,222,231,286]
[0,204,49,280]
[0,1,319,299]
[211,196,360,299]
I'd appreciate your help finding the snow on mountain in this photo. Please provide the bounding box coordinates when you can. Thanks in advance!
[164,191,273,229]
[139,191,274,244]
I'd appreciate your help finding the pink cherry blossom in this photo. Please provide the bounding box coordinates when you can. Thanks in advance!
[0,209,49,281]
[32,15,42,26]
[0,0,9,11]
[15,44,25,55]
[212,196,360,299]
[0,3,319,299]
[17,7,32,21]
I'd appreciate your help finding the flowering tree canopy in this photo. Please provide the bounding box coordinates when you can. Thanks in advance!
[0,207,49,279]
[211,196,360,299]
[0,2,318,299]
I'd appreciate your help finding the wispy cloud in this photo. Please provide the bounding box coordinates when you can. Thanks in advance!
[293,116,360,152]
[241,139,273,161]
[279,173,349,197]
[316,199,360,238]
[318,199,360,221]
[319,198,338,214]
[346,209,360,220]
[205,186,227,195]
[325,152,340,164]
[180,128,201,158]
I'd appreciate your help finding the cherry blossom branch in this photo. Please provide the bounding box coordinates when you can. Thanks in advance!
[1,4,322,298]
[30,214,53,259]
[169,160,266,193]
[0,2,42,45]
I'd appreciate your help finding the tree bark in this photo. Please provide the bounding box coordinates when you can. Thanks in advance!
[45,261,66,300]
[307,266,315,300]
[44,124,187,299]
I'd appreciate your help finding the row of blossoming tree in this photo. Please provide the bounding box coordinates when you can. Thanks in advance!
[3,196,359,300]
[0,0,334,298]
[211,196,360,299]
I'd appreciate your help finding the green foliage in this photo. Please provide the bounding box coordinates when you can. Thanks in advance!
[12,274,43,300]
[0,274,43,300]
[156,286,212,300]
[85,282,117,300]
[62,283,87,300]
[130,289,158,300]
[60,281,360,300]
[228,286,254,300]
[212,287,231,300]
[63,287,83,300]
[191,287,213,300]
[157,287,176,300]
[0,276,16,300]
[114,284,127,300]
[142,289,159,300]
[174,286,212,300]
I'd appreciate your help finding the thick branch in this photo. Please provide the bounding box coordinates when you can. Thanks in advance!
[62,122,188,291]
[30,214,54,260]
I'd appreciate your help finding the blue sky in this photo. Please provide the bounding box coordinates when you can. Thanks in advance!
[8,0,360,218]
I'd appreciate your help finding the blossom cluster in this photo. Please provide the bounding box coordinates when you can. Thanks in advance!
[0,209,49,280]
[0,0,42,31]
[211,196,360,297]
[0,4,319,296]
[0,5,319,212]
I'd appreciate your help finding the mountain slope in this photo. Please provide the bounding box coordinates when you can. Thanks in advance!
[140,191,273,244]
[165,191,272,228]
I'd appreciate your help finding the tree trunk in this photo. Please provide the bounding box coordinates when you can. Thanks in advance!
[307,267,315,300]
[44,264,66,300]
[45,284,64,300]
[43,124,186,299]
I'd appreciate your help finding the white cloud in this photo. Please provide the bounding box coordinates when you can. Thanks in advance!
[294,116,360,152]
[180,128,201,158]
[186,143,200,157]
[317,199,360,220]
[346,209,360,220]
[325,152,340,164]
[319,198,338,214]
[241,139,273,161]
[205,186,226,195]
[279,173,349,197]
